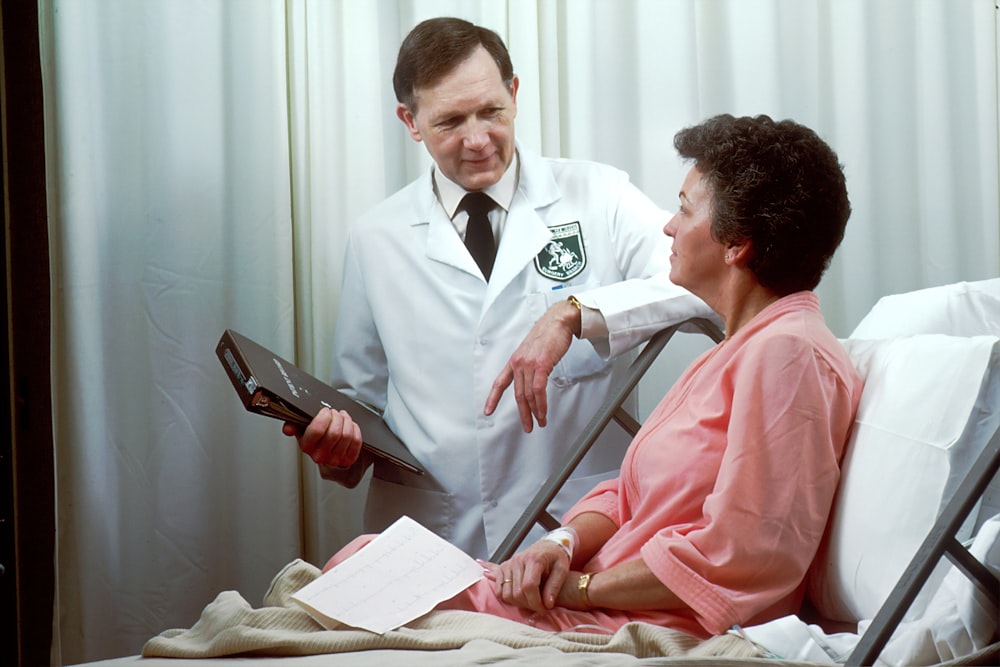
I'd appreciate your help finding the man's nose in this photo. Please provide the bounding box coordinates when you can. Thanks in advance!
[462,118,489,149]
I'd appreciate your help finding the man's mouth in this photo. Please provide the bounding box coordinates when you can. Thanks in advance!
[465,153,495,166]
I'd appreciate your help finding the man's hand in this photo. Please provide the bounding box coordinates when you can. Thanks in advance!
[283,407,363,468]
[484,300,581,432]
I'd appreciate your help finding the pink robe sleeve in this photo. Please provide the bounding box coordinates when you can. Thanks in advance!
[563,477,623,528]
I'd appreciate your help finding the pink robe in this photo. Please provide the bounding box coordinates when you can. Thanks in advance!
[328,292,863,637]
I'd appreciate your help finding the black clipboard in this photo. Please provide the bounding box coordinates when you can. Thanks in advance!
[216,329,424,475]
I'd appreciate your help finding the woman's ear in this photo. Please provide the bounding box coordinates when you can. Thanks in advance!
[725,241,751,265]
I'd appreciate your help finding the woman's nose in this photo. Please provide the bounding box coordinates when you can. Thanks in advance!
[663,214,677,237]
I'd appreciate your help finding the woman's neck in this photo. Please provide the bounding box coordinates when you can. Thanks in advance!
[716,277,781,339]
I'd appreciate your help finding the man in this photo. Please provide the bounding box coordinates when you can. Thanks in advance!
[286,17,713,559]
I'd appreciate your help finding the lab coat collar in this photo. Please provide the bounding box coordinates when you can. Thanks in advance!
[511,142,560,209]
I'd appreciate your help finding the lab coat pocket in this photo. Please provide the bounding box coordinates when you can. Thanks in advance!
[364,475,454,538]
[541,285,609,385]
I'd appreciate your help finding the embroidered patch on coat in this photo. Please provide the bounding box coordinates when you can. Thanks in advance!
[535,222,587,281]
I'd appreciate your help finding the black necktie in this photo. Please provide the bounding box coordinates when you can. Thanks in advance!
[461,192,497,280]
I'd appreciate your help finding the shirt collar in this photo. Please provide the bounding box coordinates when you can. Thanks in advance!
[435,151,520,219]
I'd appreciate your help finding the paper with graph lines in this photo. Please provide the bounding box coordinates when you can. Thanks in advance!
[292,515,484,634]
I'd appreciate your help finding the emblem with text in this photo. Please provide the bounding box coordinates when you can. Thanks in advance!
[535,222,586,281]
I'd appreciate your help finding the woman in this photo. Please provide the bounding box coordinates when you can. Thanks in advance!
[325,114,864,638]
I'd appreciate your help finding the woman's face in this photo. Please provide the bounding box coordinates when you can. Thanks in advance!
[664,166,728,298]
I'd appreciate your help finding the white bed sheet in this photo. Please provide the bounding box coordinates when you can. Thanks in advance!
[75,647,820,667]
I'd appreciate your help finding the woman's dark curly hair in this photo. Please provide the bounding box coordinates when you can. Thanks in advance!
[673,114,851,295]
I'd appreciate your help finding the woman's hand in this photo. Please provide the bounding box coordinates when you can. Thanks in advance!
[481,540,572,613]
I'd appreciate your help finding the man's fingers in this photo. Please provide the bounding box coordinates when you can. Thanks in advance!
[514,366,553,432]
[484,365,515,416]
[322,410,362,467]
[512,368,536,433]
[295,408,364,468]
[529,369,549,428]
[301,407,334,445]
[486,362,539,433]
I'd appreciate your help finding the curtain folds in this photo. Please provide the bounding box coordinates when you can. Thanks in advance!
[43,1,304,662]
[40,0,998,663]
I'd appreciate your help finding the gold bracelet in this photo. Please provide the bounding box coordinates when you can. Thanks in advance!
[567,295,583,311]
[577,572,592,609]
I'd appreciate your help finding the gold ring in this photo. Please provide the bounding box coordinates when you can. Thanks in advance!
[502,579,513,585]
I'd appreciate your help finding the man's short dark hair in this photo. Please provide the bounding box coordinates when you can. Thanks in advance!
[393,17,514,113]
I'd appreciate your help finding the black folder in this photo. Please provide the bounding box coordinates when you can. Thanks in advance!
[216,329,424,475]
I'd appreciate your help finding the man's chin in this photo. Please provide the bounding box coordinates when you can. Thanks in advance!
[458,171,503,192]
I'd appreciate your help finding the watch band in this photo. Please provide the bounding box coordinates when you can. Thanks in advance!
[577,572,592,609]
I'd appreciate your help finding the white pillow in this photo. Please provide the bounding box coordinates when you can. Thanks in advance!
[807,334,1000,624]
[850,278,1000,536]
[851,278,1000,339]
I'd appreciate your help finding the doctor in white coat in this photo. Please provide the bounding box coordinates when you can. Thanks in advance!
[286,17,714,559]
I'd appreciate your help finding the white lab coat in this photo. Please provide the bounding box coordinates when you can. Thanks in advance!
[329,146,713,558]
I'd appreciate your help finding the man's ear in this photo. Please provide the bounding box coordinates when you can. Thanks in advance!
[396,103,422,142]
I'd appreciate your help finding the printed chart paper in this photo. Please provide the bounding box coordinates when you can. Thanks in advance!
[291,515,484,634]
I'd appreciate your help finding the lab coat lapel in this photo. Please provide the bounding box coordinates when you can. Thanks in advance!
[415,171,484,277]
[425,210,478,275]
[483,148,562,310]
[483,201,551,308]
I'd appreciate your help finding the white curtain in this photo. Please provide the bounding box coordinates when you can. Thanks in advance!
[39,0,998,663]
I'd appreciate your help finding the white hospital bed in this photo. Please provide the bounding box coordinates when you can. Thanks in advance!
[76,280,1000,667]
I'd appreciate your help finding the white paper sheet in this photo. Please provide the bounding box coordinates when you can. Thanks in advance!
[291,516,485,634]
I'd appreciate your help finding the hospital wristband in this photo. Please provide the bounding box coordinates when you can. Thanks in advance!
[541,526,578,561]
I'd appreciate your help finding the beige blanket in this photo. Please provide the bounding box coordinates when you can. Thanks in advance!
[142,559,765,661]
